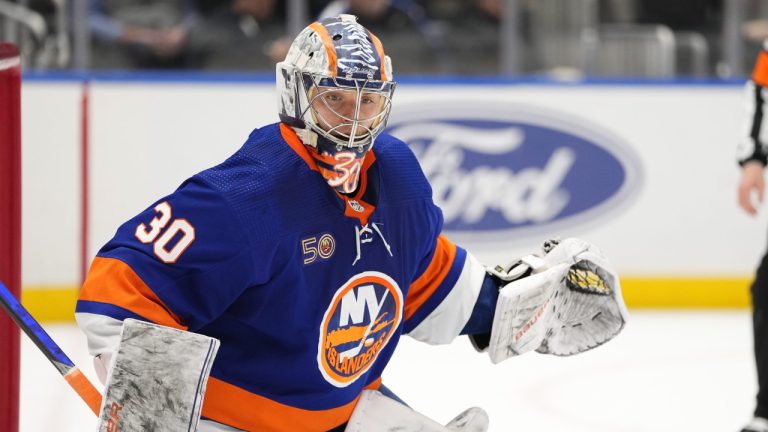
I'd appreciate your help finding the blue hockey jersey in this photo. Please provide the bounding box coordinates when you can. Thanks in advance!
[75,123,487,431]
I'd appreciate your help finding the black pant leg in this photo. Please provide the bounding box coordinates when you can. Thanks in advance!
[753,249,768,418]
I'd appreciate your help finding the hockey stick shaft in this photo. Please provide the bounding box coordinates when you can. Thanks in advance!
[0,281,102,415]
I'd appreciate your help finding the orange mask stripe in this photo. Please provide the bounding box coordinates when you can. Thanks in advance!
[754,49,768,87]
[369,33,388,81]
[404,235,457,321]
[318,165,339,180]
[201,377,382,431]
[79,257,186,330]
[309,22,338,76]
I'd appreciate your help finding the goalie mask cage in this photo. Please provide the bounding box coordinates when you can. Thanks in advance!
[0,42,22,432]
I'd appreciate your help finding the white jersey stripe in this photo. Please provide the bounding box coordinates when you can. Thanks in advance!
[407,252,486,345]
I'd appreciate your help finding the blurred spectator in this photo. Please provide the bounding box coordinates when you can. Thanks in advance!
[89,0,207,69]
[3,0,70,68]
[744,20,768,42]
[28,0,58,31]
[634,0,720,30]
[445,0,503,74]
[313,0,444,74]
[634,0,721,74]
[435,0,529,75]
[189,0,286,70]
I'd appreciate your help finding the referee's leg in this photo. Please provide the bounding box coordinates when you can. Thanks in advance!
[752,248,768,419]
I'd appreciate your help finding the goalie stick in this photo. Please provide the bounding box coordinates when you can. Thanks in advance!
[0,280,102,415]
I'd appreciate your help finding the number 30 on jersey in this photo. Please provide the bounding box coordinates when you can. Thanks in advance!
[134,202,196,263]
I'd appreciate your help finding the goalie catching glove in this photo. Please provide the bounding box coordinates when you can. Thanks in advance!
[479,238,628,363]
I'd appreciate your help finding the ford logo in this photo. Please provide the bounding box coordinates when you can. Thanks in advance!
[386,101,643,243]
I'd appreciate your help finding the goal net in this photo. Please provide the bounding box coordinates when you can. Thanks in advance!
[0,42,22,432]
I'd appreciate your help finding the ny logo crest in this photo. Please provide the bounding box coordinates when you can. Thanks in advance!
[317,272,402,387]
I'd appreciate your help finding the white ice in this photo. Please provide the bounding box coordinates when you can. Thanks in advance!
[19,310,756,432]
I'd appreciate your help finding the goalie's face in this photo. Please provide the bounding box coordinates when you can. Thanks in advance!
[304,86,383,194]
[303,82,393,193]
[310,87,385,139]
[302,73,394,149]
[277,16,396,193]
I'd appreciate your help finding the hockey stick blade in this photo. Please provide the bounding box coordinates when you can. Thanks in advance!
[0,280,102,415]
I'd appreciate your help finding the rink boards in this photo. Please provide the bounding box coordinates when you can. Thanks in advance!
[17,76,758,320]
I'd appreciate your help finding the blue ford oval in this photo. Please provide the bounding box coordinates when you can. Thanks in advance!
[385,101,643,241]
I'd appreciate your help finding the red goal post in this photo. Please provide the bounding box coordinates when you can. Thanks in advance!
[0,42,22,432]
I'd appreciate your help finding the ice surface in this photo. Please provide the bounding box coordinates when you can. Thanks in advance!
[19,311,756,432]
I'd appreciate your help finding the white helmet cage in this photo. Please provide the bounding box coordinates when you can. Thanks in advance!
[276,14,396,150]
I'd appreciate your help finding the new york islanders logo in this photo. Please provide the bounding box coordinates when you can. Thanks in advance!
[318,272,402,387]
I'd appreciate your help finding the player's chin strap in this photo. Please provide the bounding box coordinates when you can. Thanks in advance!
[345,390,489,432]
[474,238,628,363]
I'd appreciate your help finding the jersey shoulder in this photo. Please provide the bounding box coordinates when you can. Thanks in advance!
[194,123,287,194]
[191,123,332,238]
[372,132,434,204]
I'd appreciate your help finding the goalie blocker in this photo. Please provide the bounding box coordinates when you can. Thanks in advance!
[473,238,628,363]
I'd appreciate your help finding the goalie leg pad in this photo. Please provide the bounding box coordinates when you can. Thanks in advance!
[97,319,220,432]
[345,390,489,432]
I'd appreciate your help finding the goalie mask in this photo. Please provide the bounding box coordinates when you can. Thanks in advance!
[276,14,396,193]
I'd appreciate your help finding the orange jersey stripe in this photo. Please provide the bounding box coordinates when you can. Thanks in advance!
[201,377,382,431]
[356,149,377,195]
[343,198,375,227]
[754,50,768,86]
[404,235,457,321]
[309,22,338,76]
[79,257,186,330]
[343,150,377,225]
[280,123,378,225]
